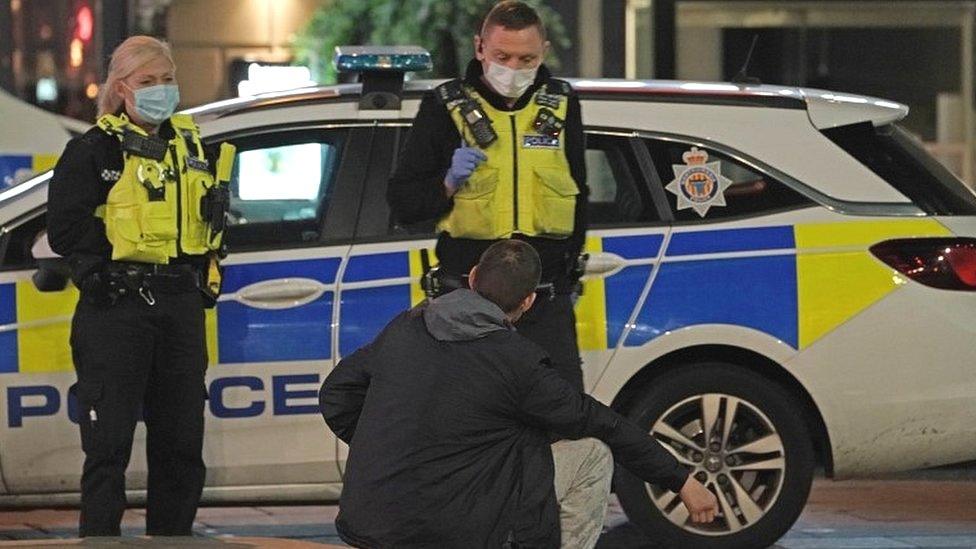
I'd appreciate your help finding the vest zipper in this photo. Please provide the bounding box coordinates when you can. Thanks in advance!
[170,144,184,256]
[510,114,519,232]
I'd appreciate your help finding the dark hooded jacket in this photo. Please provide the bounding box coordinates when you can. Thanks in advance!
[319,290,689,549]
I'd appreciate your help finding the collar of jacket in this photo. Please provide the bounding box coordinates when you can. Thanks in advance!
[113,108,176,139]
[422,288,514,342]
[463,58,552,112]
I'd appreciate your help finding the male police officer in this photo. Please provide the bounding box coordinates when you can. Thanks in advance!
[389,0,586,391]
[388,2,610,544]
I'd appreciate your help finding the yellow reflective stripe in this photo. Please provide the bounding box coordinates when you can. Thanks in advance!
[795,219,951,349]
[32,154,58,173]
[15,281,77,373]
[796,251,899,349]
[205,308,218,366]
[574,236,607,351]
[795,218,950,248]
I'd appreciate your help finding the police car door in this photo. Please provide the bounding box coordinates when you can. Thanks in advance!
[198,122,370,495]
[573,131,674,391]
[0,176,86,497]
[326,122,416,471]
[338,125,674,444]
[0,123,365,499]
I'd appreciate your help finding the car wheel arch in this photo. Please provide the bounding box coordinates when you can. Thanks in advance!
[609,344,834,477]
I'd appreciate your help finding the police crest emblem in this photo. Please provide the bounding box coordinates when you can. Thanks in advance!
[665,147,732,217]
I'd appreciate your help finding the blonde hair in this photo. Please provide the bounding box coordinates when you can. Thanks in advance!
[97,36,175,117]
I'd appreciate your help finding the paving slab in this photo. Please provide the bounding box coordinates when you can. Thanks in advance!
[1,478,974,548]
[0,538,341,548]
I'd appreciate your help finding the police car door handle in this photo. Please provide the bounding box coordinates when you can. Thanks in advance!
[583,252,625,279]
[228,278,329,310]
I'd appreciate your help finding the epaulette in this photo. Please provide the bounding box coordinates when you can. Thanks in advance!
[546,79,573,96]
[80,126,110,145]
[169,113,199,132]
[96,114,127,137]
[536,79,572,109]
[435,79,467,109]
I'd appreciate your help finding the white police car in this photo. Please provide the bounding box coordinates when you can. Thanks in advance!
[0,90,88,189]
[4,47,976,547]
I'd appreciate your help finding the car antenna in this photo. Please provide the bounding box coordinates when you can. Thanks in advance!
[731,35,762,86]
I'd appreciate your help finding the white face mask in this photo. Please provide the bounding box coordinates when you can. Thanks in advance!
[484,62,538,99]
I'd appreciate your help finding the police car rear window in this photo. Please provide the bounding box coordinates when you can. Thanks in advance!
[822,122,976,216]
[642,139,813,223]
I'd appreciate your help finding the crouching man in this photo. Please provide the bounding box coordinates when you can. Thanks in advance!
[319,240,717,548]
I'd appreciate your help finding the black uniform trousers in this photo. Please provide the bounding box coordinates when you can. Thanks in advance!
[69,287,207,536]
[514,293,584,393]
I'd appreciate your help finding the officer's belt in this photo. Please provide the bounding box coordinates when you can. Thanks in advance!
[433,269,555,299]
[104,261,199,293]
[106,261,197,275]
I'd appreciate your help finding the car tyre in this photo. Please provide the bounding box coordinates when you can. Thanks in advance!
[615,362,815,549]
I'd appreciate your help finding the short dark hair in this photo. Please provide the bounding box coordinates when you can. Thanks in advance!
[481,1,547,40]
[473,240,541,314]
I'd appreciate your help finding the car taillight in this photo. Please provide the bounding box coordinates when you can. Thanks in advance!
[870,238,976,291]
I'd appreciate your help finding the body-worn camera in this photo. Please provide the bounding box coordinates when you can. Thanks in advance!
[533,108,565,138]
[459,100,498,148]
[122,130,168,161]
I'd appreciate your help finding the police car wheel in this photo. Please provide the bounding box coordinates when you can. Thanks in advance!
[615,363,815,549]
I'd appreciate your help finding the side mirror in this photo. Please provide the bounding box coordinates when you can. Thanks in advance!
[32,258,70,292]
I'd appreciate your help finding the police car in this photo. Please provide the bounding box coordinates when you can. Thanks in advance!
[0,90,87,189]
[5,47,976,548]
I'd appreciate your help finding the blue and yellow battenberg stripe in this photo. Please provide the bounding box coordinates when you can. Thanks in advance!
[0,154,58,188]
[0,219,952,373]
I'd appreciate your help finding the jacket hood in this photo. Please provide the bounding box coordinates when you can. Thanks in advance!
[423,289,512,342]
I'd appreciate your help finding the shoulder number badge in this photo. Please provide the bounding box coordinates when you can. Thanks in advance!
[665,147,732,217]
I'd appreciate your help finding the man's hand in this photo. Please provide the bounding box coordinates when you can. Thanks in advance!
[679,476,719,524]
[444,146,487,197]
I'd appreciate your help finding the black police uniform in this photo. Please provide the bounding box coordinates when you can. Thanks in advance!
[47,118,216,536]
[388,60,589,392]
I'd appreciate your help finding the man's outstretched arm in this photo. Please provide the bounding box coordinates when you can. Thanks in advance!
[516,361,718,521]
[319,346,372,444]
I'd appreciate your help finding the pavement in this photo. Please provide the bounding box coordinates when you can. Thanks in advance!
[0,478,974,548]
[600,479,976,548]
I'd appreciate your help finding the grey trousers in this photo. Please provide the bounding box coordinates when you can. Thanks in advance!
[552,438,614,549]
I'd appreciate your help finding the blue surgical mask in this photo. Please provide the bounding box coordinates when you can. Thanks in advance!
[128,83,180,125]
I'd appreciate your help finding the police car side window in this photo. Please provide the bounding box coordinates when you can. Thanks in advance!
[585,134,660,226]
[224,129,346,251]
[642,138,813,222]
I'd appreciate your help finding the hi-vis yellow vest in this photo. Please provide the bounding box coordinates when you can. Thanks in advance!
[437,83,578,240]
[95,113,235,264]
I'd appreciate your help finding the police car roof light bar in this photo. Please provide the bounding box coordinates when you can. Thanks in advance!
[334,46,433,110]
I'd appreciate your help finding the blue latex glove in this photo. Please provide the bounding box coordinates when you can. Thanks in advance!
[445,146,488,192]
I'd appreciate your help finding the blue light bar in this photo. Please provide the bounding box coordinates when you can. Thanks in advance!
[334,46,432,73]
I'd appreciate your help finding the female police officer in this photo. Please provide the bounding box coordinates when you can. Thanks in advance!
[47,36,234,537]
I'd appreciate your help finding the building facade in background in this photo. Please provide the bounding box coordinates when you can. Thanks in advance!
[0,0,114,121]
[607,0,976,185]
